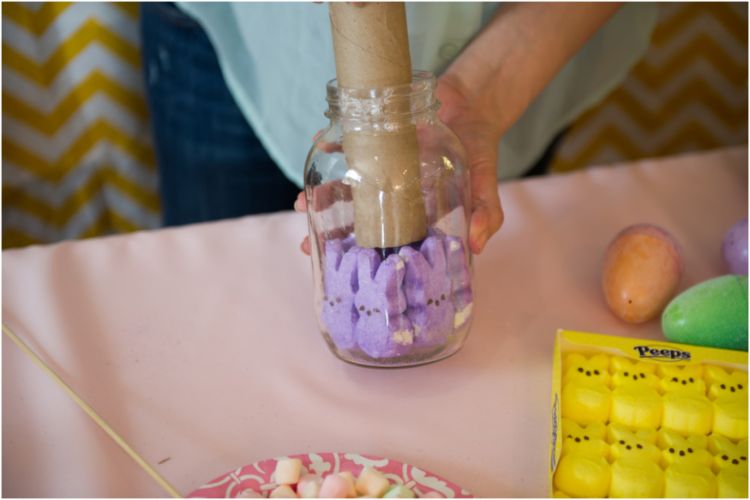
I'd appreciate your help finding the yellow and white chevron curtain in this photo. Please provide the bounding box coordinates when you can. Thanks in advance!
[2,1,160,249]
[551,2,748,172]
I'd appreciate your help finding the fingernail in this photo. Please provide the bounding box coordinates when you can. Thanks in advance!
[474,231,488,254]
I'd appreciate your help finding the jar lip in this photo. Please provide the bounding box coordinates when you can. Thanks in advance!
[325,71,437,121]
[326,70,436,100]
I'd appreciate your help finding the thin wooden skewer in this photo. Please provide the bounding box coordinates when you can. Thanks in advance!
[2,323,182,498]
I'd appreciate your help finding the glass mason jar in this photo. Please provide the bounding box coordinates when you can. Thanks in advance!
[304,71,474,367]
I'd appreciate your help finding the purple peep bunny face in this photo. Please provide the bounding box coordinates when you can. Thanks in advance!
[354,249,414,359]
[399,236,455,347]
[321,239,359,350]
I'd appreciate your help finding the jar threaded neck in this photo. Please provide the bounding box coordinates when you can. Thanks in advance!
[325,71,438,125]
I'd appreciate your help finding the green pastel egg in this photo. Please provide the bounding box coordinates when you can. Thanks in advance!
[662,275,748,350]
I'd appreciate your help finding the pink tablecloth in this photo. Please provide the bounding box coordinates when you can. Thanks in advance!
[3,147,748,497]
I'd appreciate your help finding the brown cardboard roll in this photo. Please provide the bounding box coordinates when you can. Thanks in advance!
[329,3,427,249]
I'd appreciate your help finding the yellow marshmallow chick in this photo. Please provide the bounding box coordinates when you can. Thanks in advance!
[659,365,713,436]
[560,419,610,458]
[561,353,611,424]
[709,435,748,498]
[705,366,748,440]
[609,424,661,462]
[706,366,747,401]
[607,424,663,497]
[610,357,662,430]
[659,430,716,498]
[658,364,706,394]
[553,419,611,498]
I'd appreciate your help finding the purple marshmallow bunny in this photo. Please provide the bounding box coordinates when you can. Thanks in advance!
[399,236,455,347]
[444,236,473,329]
[354,249,414,359]
[321,239,360,350]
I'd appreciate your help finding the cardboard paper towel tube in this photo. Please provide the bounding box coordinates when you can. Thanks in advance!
[329,2,427,249]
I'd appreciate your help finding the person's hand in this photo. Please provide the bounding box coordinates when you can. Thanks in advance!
[295,74,507,256]
[435,73,504,255]
[294,192,312,255]
[295,130,349,256]
[295,181,352,256]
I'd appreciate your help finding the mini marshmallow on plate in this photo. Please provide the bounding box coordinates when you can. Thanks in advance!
[337,472,357,497]
[248,460,418,498]
[355,467,391,497]
[384,485,416,498]
[318,474,352,498]
[297,475,322,498]
[274,458,303,485]
[270,485,297,498]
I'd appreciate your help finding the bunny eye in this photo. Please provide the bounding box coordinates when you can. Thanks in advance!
[577,367,584,373]
[427,299,434,305]
[619,440,625,445]
[687,448,693,453]
[721,384,727,390]
[672,377,678,382]
[722,455,729,461]
[336,297,342,303]
[567,434,572,438]
[594,370,600,375]
[373,308,380,313]
[688,377,694,383]
[583,436,589,441]
[738,384,744,390]
[669,448,675,454]
[636,444,643,449]
[359,306,365,311]
[440,294,446,300]
[640,373,646,379]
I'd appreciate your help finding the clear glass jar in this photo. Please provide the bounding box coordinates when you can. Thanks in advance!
[304,71,474,367]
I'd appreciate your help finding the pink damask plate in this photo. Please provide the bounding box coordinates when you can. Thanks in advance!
[188,452,472,498]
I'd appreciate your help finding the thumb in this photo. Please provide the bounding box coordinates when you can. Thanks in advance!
[464,138,504,254]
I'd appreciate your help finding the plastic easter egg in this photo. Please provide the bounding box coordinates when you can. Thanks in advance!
[723,218,748,275]
[602,224,684,324]
[662,275,748,350]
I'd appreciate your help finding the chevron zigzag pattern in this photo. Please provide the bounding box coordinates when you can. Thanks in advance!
[2,2,160,249]
[551,2,748,173]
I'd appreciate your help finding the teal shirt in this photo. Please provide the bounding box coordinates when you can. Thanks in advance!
[179,3,658,186]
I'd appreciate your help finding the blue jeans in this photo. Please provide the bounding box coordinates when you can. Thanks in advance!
[140,3,300,226]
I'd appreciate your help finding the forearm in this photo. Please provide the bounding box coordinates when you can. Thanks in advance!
[442,2,622,135]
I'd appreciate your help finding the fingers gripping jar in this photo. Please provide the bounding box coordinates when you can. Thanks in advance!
[304,71,474,367]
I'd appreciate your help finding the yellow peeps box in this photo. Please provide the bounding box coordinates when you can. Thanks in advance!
[549,329,748,498]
